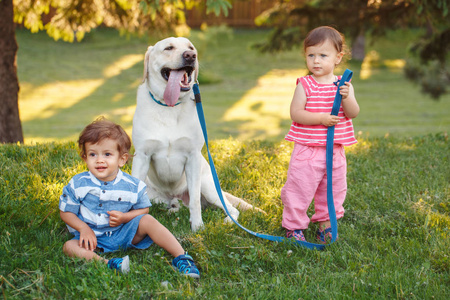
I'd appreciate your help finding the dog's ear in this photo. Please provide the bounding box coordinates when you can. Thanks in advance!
[142,46,153,83]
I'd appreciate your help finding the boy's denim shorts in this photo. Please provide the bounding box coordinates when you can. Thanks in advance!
[72,214,153,253]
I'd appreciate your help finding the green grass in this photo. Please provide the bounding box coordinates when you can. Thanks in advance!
[16,27,450,143]
[0,134,449,298]
[4,27,449,298]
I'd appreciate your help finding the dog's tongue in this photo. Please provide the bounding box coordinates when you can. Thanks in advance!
[164,70,185,106]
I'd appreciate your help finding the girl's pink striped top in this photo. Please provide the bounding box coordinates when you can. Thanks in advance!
[285,75,357,146]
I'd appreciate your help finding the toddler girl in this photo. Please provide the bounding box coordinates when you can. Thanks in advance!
[281,26,360,243]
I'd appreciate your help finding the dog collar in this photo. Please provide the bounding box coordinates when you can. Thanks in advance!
[149,91,181,107]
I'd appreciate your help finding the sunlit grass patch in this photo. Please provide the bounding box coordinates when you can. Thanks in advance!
[222,69,305,140]
[414,198,450,239]
[102,54,143,78]
[19,79,105,121]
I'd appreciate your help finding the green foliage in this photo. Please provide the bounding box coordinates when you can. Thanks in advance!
[1,134,449,298]
[206,0,232,17]
[404,28,450,99]
[12,0,231,42]
[412,0,448,19]
[254,0,417,52]
[255,0,450,99]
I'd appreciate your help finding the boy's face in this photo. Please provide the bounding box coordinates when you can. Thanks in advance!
[82,138,128,182]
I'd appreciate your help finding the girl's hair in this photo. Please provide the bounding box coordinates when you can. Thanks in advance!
[303,26,347,55]
[78,117,131,159]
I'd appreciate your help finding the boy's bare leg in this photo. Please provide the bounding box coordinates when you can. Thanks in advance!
[132,214,184,257]
[63,239,108,263]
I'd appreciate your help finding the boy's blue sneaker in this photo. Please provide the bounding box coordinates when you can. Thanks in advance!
[172,253,200,279]
[107,255,130,274]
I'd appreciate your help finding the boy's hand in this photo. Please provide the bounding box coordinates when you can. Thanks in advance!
[320,113,340,127]
[79,227,97,251]
[60,211,97,251]
[108,210,125,227]
[339,82,352,100]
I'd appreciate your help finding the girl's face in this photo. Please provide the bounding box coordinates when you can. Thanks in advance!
[83,138,128,182]
[305,39,343,80]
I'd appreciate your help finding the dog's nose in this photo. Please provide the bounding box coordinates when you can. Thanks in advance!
[183,51,196,64]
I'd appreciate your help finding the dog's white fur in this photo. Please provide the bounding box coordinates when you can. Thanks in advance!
[132,37,261,232]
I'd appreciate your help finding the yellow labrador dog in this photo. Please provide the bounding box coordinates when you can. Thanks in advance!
[132,37,261,232]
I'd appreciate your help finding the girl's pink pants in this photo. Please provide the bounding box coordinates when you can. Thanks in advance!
[281,143,347,230]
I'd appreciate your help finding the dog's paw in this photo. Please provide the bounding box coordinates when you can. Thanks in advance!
[167,198,180,213]
[223,207,239,223]
[190,220,204,232]
[227,207,240,220]
[168,207,180,214]
[150,196,169,205]
[223,216,234,224]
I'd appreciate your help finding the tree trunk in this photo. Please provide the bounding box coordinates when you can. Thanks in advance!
[0,0,24,143]
[351,31,366,62]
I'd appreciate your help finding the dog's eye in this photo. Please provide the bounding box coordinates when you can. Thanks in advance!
[164,46,174,51]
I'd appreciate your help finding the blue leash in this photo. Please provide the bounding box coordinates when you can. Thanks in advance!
[193,69,353,250]
[326,69,353,243]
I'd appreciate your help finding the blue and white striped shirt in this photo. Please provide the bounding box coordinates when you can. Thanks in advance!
[59,170,151,236]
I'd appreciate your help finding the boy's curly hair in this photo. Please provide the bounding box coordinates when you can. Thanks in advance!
[78,117,131,160]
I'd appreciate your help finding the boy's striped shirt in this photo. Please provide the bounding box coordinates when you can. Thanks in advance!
[59,170,151,236]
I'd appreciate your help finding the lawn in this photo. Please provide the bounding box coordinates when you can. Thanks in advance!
[1,27,449,299]
[0,134,448,298]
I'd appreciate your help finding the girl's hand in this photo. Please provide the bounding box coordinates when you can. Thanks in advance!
[108,210,125,227]
[79,227,97,251]
[339,82,352,100]
[320,114,340,127]
[339,81,360,118]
